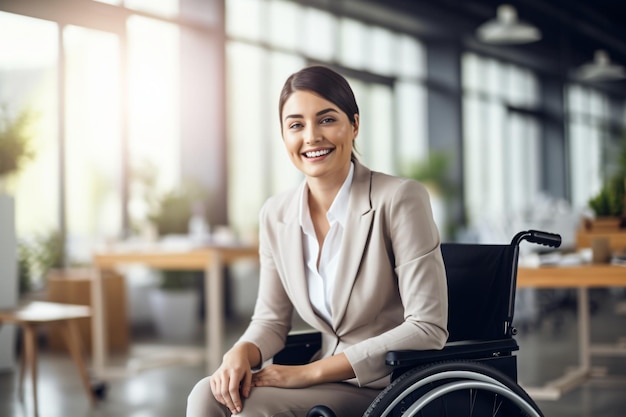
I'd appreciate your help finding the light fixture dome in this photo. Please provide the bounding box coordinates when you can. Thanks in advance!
[574,50,626,82]
[476,4,542,45]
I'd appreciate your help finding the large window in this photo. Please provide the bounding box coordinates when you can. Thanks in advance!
[0,12,59,240]
[225,0,428,234]
[0,3,189,268]
[126,16,181,234]
[462,53,541,229]
[567,85,624,212]
[64,25,123,259]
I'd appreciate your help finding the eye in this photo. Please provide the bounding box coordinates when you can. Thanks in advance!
[288,122,303,129]
[320,117,335,124]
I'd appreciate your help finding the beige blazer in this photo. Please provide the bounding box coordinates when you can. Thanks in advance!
[238,161,448,389]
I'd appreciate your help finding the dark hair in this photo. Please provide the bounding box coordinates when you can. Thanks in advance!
[279,66,360,160]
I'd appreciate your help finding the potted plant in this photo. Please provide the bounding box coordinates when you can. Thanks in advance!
[0,105,35,369]
[586,134,626,231]
[586,177,625,231]
[1,106,36,293]
[145,183,209,340]
[402,151,457,239]
[0,106,34,191]
[18,229,65,295]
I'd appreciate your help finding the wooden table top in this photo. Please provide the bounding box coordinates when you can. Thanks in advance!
[0,301,91,323]
[92,244,259,270]
[518,263,626,288]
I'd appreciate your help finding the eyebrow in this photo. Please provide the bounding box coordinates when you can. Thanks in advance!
[283,108,339,122]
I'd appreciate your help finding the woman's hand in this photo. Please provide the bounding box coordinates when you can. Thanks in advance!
[252,353,355,389]
[252,364,315,388]
[210,343,260,414]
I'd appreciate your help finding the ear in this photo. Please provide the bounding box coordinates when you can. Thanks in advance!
[352,114,360,139]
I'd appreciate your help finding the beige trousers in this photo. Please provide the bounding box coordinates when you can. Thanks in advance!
[186,376,382,417]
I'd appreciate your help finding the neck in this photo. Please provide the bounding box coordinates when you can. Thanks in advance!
[306,163,351,212]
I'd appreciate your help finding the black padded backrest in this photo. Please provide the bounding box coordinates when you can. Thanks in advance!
[441,243,517,342]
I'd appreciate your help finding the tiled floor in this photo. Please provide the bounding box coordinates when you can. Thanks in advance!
[1,289,626,417]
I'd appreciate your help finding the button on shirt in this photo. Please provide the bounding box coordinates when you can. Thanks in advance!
[299,163,354,326]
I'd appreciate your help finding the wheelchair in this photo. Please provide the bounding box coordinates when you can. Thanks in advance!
[273,229,562,417]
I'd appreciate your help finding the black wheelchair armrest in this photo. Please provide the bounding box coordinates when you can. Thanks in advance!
[273,330,321,365]
[386,338,519,368]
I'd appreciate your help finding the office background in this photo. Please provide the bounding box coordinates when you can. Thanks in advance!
[1,0,625,263]
[1,1,626,416]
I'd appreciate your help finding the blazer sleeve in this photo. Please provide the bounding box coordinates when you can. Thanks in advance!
[342,178,449,386]
[235,201,294,365]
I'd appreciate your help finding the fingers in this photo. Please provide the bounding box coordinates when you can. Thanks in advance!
[241,370,252,398]
[210,372,244,415]
[228,374,243,413]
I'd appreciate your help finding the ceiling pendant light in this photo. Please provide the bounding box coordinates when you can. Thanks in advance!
[476,4,542,45]
[574,50,626,82]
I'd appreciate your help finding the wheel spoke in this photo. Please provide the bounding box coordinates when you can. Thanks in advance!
[492,394,503,416]
[469,388,476,417]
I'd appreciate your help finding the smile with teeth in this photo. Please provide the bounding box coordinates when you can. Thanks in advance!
[304,149,332,158]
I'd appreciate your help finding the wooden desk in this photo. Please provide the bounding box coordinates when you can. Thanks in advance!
[91,244,258,378]
[517,264,626,400]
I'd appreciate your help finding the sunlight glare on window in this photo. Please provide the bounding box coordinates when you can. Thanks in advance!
[367,27,394,76]
[127,15,180,198]
[267,0,300,51]
[64,25,122,260]
[303,8,336,61]
[339,18,366,70]
[397,35,426,79]
[226,42,267,232]
[0,12,59,237]
[226,0,264,41]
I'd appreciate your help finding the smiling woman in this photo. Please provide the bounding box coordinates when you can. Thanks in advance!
[281,91,357,185]
[186,65,448,417]
[225,0,428,237]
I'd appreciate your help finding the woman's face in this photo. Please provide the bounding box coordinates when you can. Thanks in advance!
[281,90,358,181]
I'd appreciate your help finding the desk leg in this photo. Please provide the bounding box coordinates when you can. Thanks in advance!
[91,268,108,378]
[207,252,224,373]
[523,287,594,401]
[579,287,590,370]
[23,324,38,417]
[62,320,96,404]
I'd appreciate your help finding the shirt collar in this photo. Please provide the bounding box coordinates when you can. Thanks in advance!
[299,162,354,234]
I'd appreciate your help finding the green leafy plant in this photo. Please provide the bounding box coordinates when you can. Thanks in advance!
[588,178,624,217]
[148,188,198,235]
[17,230,65,294]
[132,161,209,236]
[130,161,210,290]
[402,151,457,200]
[158,270,198,291]
[147,183,209,290]
[0,105,35,181]
[402,151,459,238]
[588,133,626,218]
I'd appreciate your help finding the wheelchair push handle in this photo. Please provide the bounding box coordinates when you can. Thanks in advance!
[512,229,562,248]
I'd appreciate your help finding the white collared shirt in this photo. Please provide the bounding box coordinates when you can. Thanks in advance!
[299,163,354,325]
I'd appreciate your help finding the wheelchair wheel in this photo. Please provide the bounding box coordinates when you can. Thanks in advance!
[363,361,543,417]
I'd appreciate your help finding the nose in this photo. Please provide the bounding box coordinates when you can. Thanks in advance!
[303,123,321,144]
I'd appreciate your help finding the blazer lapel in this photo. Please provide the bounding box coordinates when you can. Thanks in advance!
[331,161,374,330]
[276,182,332,331]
